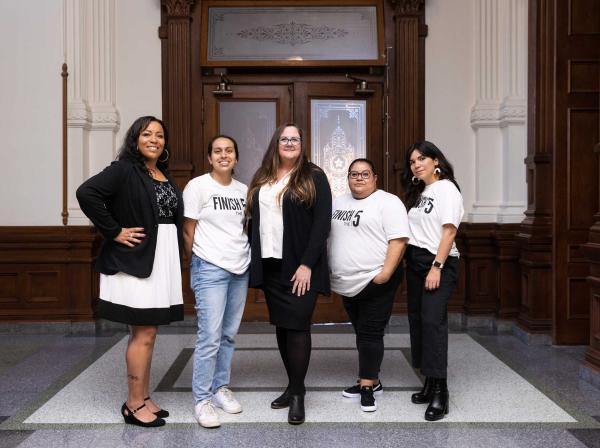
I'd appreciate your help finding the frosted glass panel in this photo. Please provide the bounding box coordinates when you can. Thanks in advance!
[311,100,367,198]
[219,102,276,186]
[206,6,379,63]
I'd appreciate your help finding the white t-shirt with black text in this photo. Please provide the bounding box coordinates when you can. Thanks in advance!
[407,179,464,257]
[328,190,410,297]
[183,174,250,274]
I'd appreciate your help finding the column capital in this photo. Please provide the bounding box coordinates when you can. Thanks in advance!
[390,0,425,16]
[162,0,195,18]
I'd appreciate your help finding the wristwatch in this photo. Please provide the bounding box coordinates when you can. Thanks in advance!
[432,260,444,269]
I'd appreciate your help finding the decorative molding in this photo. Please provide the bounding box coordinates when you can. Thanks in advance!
[469,0,527,223]
[88,105,120,131]
[162,0,195,18]
[391,0,425,15]
[471,98,527,128]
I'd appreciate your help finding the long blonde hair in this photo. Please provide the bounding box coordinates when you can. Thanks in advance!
[246,123,316,216]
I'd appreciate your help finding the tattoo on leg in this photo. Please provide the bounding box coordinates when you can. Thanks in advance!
[127,374,140,381]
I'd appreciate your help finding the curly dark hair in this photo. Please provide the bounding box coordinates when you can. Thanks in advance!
[117,116,170,173]
[401,141,460,210]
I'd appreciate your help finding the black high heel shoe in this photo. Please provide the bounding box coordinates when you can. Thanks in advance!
[288,395,305,425]
[121,402,166,427]
[271,387,291,409]
[424,378,449,421]
[411,376,432,404]
[144,396,169,418]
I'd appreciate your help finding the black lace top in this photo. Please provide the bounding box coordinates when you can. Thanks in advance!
[153,179,178,222]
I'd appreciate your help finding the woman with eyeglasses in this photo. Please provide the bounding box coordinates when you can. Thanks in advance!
[402,141,463,421]
[328,158,410,413]
[246,123,332,425]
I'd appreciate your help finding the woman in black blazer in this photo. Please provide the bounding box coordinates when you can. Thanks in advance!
[77,116,183,428]
[246,123,332,425]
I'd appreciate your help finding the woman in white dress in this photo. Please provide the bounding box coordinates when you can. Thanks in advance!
[77,116,184,427]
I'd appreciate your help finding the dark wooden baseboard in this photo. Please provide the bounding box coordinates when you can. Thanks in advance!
[0,226,100,321]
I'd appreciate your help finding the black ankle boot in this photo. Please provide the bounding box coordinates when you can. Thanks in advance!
[411,376,432,404]
[288,395,305,425]
[271,387,291,409]
[425,378,449,421]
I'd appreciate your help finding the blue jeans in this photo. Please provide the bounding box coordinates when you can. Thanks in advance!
[191,255,249,403]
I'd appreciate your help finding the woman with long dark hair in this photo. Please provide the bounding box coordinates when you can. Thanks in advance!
[246,123,332,425]
[77,116,184,427]
[401,141,464,421]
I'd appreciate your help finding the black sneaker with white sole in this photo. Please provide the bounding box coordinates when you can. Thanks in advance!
[342,380,383,398]
[360,386,377,412]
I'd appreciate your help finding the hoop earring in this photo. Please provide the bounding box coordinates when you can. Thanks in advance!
[158,148,169,163]
[412,176,420,185]
[434,167,441,175]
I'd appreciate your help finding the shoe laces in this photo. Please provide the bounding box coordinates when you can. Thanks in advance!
[199,399,217,415]
[218,387,234,401]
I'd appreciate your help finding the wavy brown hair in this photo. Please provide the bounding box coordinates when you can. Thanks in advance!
[401,141,460,210]
[246,123,316,216]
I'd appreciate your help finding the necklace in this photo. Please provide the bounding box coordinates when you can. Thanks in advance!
[147,167,158,179]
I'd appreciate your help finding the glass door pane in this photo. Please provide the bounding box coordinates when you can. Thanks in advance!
[310,99,367,198]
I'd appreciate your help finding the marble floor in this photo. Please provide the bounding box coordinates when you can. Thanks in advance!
[0,322,599,448]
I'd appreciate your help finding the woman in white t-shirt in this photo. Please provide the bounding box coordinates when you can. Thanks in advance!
[329,158,410,413]
[402,141,464,422]
[182,135,250,429]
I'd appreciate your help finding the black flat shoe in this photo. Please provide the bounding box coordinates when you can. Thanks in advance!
[271,388,291,409]
[411,377,432,404]
[288,395,305,425]
[424,378,449,421]
[121,402,166,427]
[144,396,169,418]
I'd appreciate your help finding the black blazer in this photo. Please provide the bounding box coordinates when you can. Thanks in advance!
[248,164,332,294]
[76,159,184,278]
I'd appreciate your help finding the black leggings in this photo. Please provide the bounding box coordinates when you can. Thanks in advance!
[275,326,311,395]
[406,245,458,378]
[343,266,403,380]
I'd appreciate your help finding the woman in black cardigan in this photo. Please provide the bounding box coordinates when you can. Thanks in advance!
[77,116,183,428]
[246,123,332,425]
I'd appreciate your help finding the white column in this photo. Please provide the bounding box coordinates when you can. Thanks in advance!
[469,0,527,223]
[64,0,119,225]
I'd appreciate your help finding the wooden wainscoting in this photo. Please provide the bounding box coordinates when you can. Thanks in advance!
[0,226,100,321]
[0,223,525,324]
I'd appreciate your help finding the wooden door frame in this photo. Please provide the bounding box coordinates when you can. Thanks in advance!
[160,0,426,318]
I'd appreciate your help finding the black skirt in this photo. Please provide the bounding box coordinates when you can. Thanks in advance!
[262,258,317,330]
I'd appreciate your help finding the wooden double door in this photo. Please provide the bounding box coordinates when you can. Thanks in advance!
[198,79,384,323]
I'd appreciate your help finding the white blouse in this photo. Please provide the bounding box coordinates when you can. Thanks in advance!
[258,174,290,259]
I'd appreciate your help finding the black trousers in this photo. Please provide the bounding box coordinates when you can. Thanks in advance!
[406,245,458,379]
[342,266,404,380]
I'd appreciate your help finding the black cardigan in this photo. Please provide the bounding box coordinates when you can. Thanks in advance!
[76,159,184,278]
[248,164,332,294]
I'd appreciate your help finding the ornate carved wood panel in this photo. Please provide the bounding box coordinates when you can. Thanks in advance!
[517,0,555,335]
[582,7,600,375]
[0,227,100,321]
[553,0,599,344]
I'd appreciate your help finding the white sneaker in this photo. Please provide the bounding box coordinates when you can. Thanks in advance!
[194,399,221,428]
[212,387,242,414]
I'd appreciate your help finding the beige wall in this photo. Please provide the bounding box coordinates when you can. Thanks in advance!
[425,0,476,217]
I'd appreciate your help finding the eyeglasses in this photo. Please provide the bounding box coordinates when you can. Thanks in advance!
[279,137,301,145]
[348,171,373,180]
